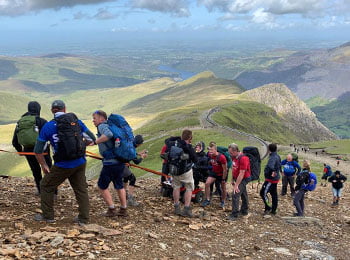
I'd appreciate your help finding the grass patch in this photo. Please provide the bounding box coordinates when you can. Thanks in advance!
[212,101,300,144]
[308,139,350,155]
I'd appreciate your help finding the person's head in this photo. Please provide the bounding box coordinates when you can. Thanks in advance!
[208,141,218,156]
[286,154,293,162]
[302,160,310,171]
[324,163,327,167]
[133,135,144,147]
[92,110,107,127]
[268,143,277,153]
[181,129,193,144]
[335,170,341,177]
[51,100,66,114]
[28,101,41,116]
[228,143,240,158]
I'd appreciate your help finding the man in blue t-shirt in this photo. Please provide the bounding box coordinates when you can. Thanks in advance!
[33,100,96,225]
[281,154,301,196]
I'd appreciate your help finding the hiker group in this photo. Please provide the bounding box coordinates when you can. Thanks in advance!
[12,100,347,224]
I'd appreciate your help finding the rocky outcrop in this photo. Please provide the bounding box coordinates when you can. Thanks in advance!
[241,83,338,142]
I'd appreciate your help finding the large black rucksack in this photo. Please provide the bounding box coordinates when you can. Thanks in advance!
[167,139,190,176]
[53,113,86,162]
[295,169,310,191]
[242,146,261,181]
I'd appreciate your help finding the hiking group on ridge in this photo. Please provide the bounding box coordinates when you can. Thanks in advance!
[12,100,347,224]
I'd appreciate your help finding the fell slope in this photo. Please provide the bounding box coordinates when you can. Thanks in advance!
[311,92,350,138]
[123,71,244,113]
[235,42,350,99]
[240,83,338,142]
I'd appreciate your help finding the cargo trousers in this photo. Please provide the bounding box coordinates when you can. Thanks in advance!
[40,163,89,223]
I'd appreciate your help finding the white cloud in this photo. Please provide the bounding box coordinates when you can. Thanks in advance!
[0,0,115,16]
[251,7,278,28]
[131,0,190,17]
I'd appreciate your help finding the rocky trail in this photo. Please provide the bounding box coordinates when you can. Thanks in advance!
[1,174,349,260]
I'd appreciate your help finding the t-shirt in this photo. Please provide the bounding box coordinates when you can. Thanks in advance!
[37,112,88,169]
[232,154,251,180]
[209,153,227,176]
[97,122,119,165]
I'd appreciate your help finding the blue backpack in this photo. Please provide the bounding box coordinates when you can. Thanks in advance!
[105,114,136,162]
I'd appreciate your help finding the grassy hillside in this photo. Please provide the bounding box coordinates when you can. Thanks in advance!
[0,92,52,124]
[212,100,300,144]
[308,139,350,156]
[305,96,332,108]
[123,71,244,113]
[311,92,350,138]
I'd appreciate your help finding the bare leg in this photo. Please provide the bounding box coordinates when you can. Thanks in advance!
[116,188,127,208]
[100,188,114,207]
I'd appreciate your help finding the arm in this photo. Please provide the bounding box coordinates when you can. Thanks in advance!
[95,134,110,144]
[12,126,22,152]
[222,163,228,181]
[84,128,96,142]
[34,140,50,174]
[294,161,301,175]
[95,123,112,144]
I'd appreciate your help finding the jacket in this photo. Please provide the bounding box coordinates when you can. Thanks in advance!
[264,152,281,182]
[328,174,347,189]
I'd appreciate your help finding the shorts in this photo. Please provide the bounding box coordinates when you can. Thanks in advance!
[123,173,136,186]
[208,171,227,182]
[98,163,125,190]
[332,187,343,197]
[172,169,194,192]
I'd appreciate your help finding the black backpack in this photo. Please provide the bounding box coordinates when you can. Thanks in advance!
[242,146,261,181]
[167,140,190,176]
[295,169,310,191]
[53,113,86,162]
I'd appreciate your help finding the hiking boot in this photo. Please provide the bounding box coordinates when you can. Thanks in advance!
[201,200,210,207]
[34,213,55,223]
[174,203,181,215]
[227,214,239,221]
[263,209,271,215]
[103,207,118,217]
[270,210,277,215]
[181,206,193,218]
[127,196,140,207]
[240,211,248,216]
[220,201,225,209]
[331,202,338,207]
[73,216,88,226]
[116,207,128,217]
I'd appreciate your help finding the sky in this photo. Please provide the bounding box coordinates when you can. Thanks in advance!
[1,0,350,52]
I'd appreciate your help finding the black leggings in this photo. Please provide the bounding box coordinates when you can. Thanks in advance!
[260,181,278,213]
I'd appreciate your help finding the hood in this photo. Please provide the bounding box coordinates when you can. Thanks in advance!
[27,101,41,116]
[195,141,205,153]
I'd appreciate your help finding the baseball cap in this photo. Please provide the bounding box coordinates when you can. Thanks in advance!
[51,100,65,109]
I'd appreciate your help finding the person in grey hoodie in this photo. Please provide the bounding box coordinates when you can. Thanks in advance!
[260,143,281,215]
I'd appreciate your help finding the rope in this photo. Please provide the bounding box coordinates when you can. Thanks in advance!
[0,149,47,156]
[85,150,170,178]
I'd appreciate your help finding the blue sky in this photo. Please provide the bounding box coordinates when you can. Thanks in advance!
[1,0,350,48]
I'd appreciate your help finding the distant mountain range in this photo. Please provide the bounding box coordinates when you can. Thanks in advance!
[235,41,350,100]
